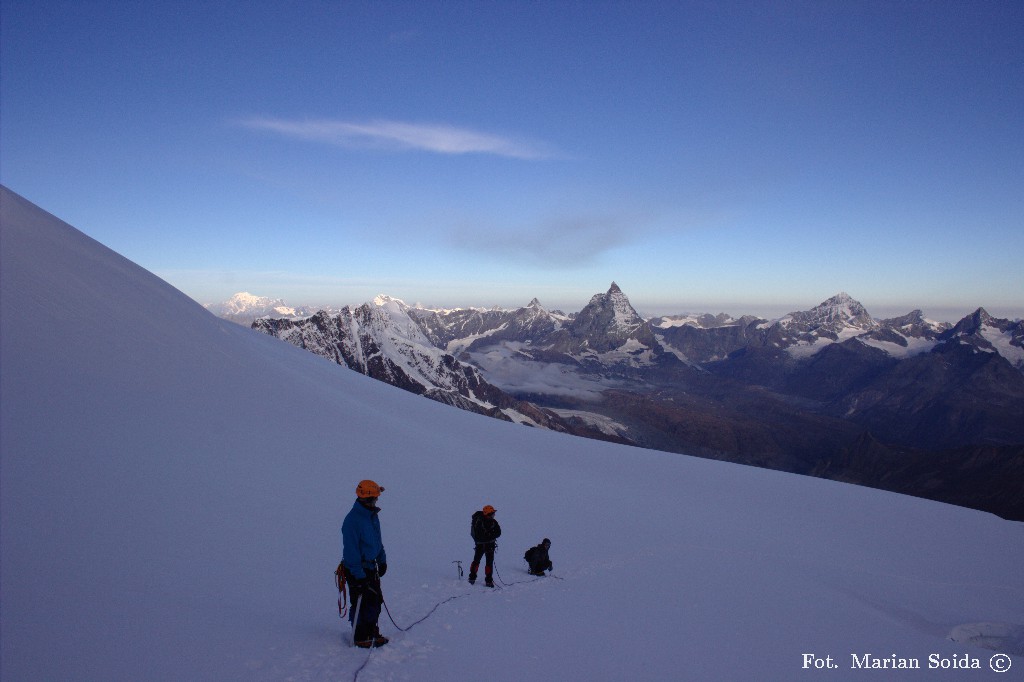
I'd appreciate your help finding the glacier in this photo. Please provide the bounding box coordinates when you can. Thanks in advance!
[2,185,1021,680]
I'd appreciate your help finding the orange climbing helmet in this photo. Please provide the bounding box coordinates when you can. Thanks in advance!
[356,480,385,498]
[482,505,496,515]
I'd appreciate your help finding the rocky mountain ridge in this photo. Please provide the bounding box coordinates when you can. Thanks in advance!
[241,285,1023,519]
[251,297,625,444]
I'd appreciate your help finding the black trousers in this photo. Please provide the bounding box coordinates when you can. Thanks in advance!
[348,576,382,641]
[529,557,552,574]
[470,543,495,577]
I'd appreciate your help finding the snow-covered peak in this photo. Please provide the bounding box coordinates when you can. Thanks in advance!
[228,291,263,305]
[778,292,876,334]
[373,293,408,309]
[945,307,1024,369]
[606,282,642,328]
[581,283,643,331]
[809,292,875,329]
[209,291,285,315]
[557,282,658,357]
[878,310,949,338]
[204,291,314,323]
[365,294,433,346]
[949,308,1006,339]
[769,293,881,358]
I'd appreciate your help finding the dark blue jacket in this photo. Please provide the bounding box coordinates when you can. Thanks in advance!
[341,499,386,580]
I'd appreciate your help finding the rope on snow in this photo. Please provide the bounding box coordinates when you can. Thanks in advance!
[351,557,560,682]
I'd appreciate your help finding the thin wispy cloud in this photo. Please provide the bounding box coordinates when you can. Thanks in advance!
[450,214,645,267]
[239,117,557,160]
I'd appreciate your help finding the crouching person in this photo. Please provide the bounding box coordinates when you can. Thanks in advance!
[525,538,553,576]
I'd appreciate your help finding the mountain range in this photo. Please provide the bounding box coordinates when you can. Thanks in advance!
[238,284,1024,520]
[251,296,621,443]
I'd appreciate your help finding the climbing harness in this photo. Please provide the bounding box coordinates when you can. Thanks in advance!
[335,562,348,618]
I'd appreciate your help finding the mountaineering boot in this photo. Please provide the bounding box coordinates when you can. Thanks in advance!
[356,627,389,648]
[468,561,479,585]
[355,636,388,648]
[485,577,494,587]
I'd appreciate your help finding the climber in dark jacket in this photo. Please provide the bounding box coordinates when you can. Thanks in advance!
[341,479,388,648]
[469,504,501,587]
[525,538,553,576]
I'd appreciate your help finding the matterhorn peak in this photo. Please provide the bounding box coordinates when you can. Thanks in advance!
[527,297,543,308]
[574,281,644,334]
[970,307,992,322]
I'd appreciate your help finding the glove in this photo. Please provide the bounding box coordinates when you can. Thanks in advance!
[377,563,387,577]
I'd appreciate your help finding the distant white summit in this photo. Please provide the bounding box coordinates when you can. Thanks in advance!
[204,291,317,325]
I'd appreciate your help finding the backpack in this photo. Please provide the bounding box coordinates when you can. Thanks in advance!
[524,546,536,563]
[470,511,482,540]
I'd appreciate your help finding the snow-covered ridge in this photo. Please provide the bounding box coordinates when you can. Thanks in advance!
[652,312,744,329]
[252,297,586,431]
[207,286,1022,368]
[765,294,959,360]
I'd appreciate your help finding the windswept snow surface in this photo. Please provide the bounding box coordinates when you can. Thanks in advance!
[2,186,1022,681]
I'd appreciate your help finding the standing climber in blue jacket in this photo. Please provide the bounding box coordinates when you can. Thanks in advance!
[341,479,389,648]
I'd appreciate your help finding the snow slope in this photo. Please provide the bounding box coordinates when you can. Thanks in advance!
[2,186,1022,681]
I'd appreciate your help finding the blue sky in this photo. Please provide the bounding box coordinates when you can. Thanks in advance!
[2,1,1021,320]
